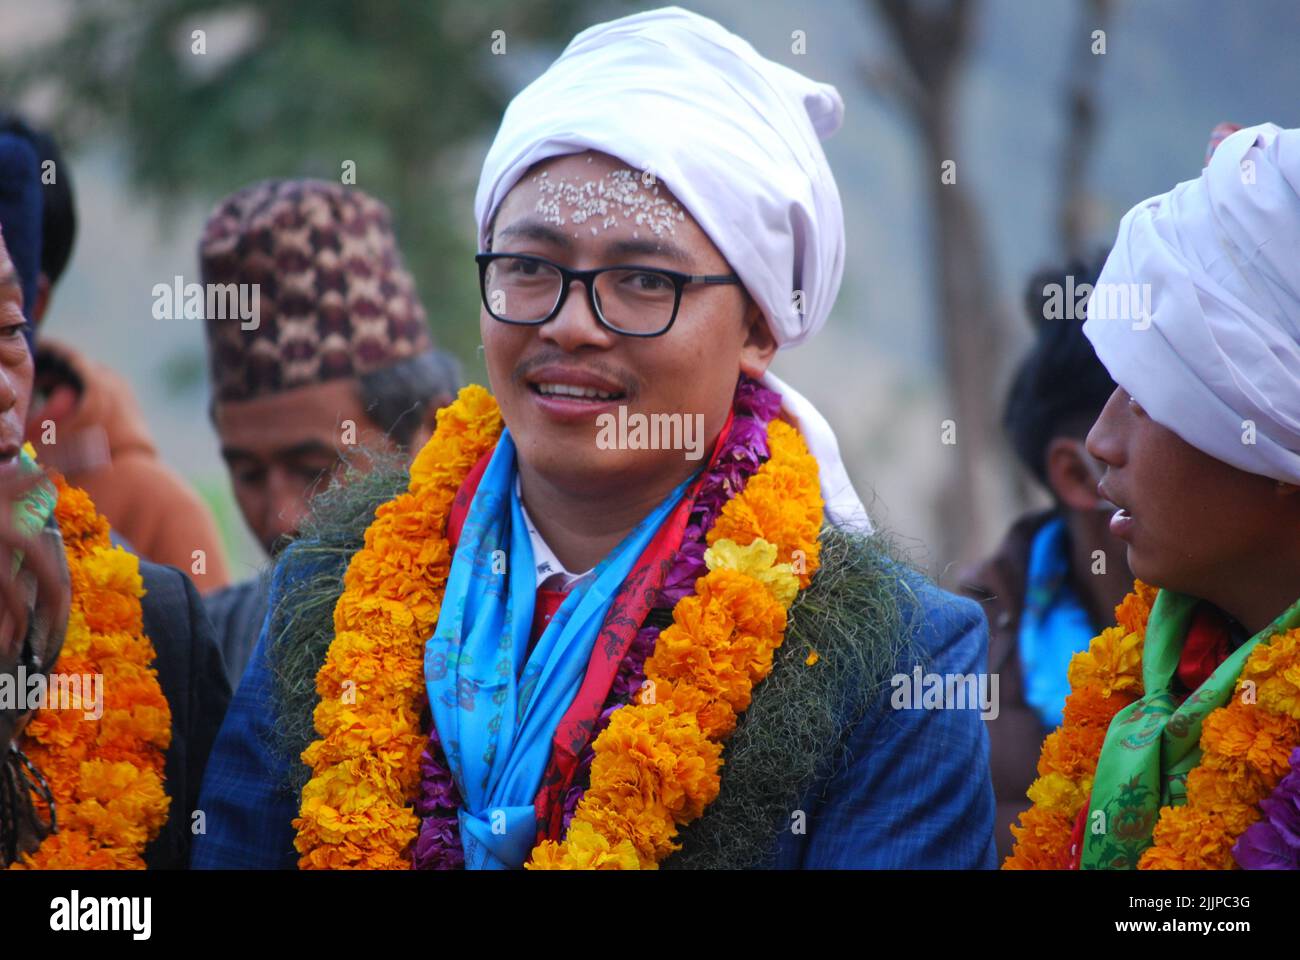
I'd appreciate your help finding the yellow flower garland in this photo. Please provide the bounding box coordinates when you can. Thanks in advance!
[295,387,825,869]
[1005,581,1300,870]
[9,474,172,870]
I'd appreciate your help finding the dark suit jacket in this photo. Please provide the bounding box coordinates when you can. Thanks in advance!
[203,572,271,690]
[139,561,232,869]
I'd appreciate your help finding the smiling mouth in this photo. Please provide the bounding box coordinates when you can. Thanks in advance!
[529,382,626,402]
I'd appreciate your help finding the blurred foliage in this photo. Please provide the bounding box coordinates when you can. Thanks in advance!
[4,0,600,368]
[159,344,206,397]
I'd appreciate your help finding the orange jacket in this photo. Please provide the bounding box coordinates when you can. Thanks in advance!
[26,339,231,593]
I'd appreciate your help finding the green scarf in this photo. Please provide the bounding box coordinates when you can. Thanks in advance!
[1082,590,1300,869]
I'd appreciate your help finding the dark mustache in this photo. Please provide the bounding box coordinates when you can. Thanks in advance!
[512,351,638,399]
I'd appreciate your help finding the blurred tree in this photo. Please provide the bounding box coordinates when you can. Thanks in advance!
[2,0,597,370]
[1058,0,1112,260]
[863,0,1014,570]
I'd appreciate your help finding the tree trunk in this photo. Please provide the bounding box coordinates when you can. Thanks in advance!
[869,0,1010,573]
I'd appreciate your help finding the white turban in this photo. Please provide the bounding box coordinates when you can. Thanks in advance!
[474,5,872,532]
[1084,122,1300,485]
[474,5,843,347]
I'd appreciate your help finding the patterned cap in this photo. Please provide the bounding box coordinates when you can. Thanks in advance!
[199,179,433,402]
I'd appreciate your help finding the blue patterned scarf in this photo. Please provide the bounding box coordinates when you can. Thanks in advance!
[424,428,695,868]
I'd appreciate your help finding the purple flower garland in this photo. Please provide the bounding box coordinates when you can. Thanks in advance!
[1233,745,1300,870]
[411,720,465,870]
[412,375,783,869]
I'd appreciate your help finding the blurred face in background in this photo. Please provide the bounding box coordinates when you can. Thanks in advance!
[214,378,401,555]
[480,150,776,504]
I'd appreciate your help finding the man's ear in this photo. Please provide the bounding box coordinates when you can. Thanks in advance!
[738,298,778,379]
[1046,436,1103,511]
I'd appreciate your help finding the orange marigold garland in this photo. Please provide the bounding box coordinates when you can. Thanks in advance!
[9,474,172,870]
[527,418,823,869]
[1005,578,1300,870]
[1003,583,1152,869]
[294,385,503,869]
[295,390,826,870]
[1139,628,1300,868]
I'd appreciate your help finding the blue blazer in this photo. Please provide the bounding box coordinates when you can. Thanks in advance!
[192,556,996,869]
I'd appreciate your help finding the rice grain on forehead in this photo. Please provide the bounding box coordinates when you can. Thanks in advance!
[529,165,685,237]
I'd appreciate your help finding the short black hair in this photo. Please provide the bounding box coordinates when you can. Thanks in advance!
[1004,251,1116,487]
[0,113,76,285]
[357,350,463,448]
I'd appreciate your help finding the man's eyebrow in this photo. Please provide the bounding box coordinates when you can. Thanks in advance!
[221,440,339,464]
[495,219,572,248]
[603,236,691,266]
[277,440,340,460]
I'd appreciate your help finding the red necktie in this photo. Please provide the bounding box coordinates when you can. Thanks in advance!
[531,583,570,650]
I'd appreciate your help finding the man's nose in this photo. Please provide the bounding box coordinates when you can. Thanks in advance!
[1085,387,1125,467]
[265,471,310,541]
[540,278,616,352]
[0,368,19,413]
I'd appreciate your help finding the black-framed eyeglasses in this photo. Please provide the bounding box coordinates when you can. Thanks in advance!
[475,252,741,338]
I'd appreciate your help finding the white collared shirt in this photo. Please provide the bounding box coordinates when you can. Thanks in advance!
[515,476,595,591]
